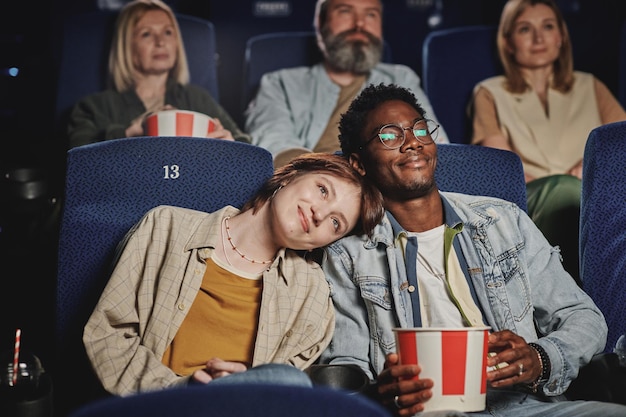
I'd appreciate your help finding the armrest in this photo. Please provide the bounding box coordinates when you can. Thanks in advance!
[565,352,626,404]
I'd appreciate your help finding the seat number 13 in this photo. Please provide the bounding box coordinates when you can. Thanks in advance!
[163,165,180,179]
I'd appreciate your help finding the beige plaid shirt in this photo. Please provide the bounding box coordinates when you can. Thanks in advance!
[84,205,334,396]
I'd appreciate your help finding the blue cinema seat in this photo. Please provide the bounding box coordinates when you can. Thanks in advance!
[435,143,527,212]
[54,137,273,416]
[422,26,501,144]
[68,383,391,417]
[54,11,219,136]
[579,121,626,353]
[567,122,626,403]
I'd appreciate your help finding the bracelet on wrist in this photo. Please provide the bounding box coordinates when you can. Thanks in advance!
[527,342,551,393]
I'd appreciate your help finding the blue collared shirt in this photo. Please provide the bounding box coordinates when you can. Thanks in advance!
[245,62,448,157]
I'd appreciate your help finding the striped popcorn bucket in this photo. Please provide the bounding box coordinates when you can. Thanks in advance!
[394,327,490,412]
[145,110,216,138]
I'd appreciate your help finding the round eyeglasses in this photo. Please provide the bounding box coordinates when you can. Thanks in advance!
[362,119,440,150]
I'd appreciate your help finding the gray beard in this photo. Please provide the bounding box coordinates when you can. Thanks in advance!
[322,28,383,74]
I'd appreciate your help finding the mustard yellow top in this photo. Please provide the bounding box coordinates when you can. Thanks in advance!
[162,258,262,375]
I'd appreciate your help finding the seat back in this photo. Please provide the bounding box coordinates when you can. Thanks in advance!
[242,31,393,113]
[68,383,391,417]
[435,144,527,212]
[54,137,273,415]
[54,11,219,135]
[422,26,501,144]
[580,121,626,352]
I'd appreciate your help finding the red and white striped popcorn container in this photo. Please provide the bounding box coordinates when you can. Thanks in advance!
[394,327,490,412]
[145,110,216,137]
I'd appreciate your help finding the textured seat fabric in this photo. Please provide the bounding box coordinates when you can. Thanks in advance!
[435,143,527,212]
[241,31,393,115]
[68,384,392,417]
[54,137,273,416]
[422,26,500,144]
[54,11,219,134]
[580,121,626,353]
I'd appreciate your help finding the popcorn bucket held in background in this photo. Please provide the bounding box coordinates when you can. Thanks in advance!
[145,110,216,137]
[394,327,490,412]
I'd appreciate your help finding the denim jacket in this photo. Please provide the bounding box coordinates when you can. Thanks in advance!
[320,192,607,397]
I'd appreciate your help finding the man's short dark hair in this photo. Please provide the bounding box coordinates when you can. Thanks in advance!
[339,83,427,156]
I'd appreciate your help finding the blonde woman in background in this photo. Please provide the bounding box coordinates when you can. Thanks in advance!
[68,0,249,148]
[470,0,626,285]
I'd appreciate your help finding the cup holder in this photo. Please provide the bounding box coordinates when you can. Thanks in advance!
[306,364,371,395]
[1,167,57,216]
[3,167,50,201]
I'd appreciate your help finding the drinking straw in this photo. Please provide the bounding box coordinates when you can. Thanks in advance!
[12,328,21,386]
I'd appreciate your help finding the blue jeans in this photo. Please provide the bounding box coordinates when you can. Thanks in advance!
[207,364,312,388]
[464,389,626,417]
[417,390,626,417]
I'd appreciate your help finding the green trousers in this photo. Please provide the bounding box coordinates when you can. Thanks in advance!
[526,174,581,286]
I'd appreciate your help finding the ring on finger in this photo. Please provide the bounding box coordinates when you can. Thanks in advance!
[393,395,402,409]
[518,363,524,376]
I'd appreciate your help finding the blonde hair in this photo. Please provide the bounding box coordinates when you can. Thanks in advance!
[108,0,190,92]
[497,0,574,93]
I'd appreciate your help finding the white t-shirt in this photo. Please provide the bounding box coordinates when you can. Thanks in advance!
[410,225,465,327]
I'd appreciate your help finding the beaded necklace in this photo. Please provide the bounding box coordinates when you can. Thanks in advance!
[223,216,275,265]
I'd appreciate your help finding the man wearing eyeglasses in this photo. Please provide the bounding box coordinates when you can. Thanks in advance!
[245,0,448,168]
[319,83,626,417]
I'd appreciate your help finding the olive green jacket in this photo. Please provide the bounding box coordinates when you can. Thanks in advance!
[68,79,250,148]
